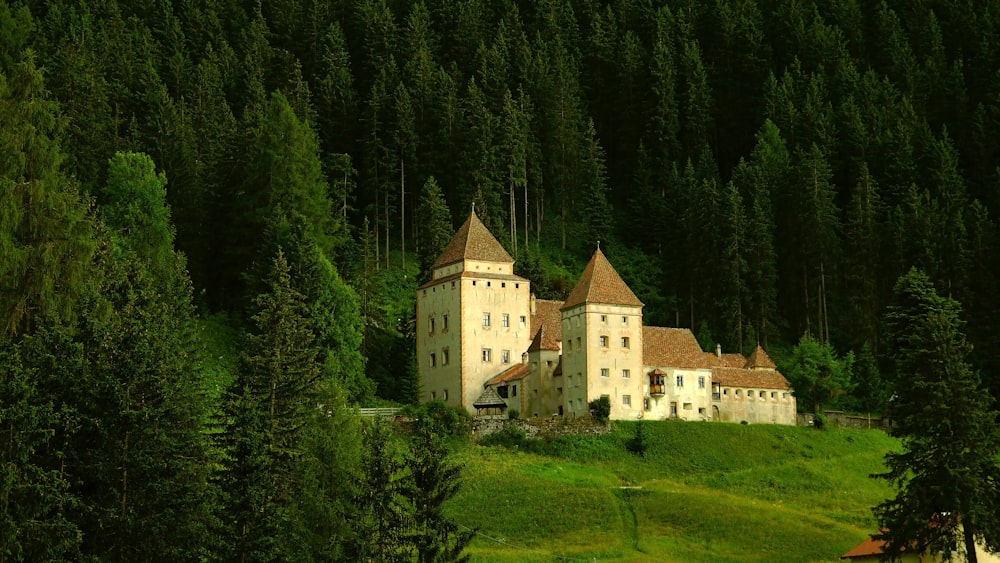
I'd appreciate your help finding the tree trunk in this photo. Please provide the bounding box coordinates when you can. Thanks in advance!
[964,520,978,563]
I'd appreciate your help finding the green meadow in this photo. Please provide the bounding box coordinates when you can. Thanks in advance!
[447,421,898,562]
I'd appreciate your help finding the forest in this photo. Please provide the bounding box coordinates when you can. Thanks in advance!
[4,0,1000,559]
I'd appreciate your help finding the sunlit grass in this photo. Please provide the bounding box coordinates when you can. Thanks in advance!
[448,421,899,562]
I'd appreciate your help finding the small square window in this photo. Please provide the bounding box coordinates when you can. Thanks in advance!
[676,375,684,387]
[442,315,449,331]
[623,395,631,406]
[760,390,766,398]
[442,349,450,365]
[600,368,610,377]
[566,339,572,351]
[502,314,510,328]
[502,350,511,364]
[431,391,436,400]
[443,389,449,401]
[501,282,506,288]
[771,392,777,399]
[512,385,517,397]
[599,336,608,347]
[622,316,628,324]
[482,348,492,362]
[600,314,607,323]
[622,369,630,378]
[698,376,705,389]
[429,317,435,334]
[683,402,692,410]
[429,353,436,367]
[577,337,581,349]
[519,315,526,326]
[483,312,491,327]
[698,407,706,415]
[621,337,630,348]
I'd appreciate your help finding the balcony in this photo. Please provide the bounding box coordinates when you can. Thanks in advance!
[649,384,665,396]
[712,392,721,400]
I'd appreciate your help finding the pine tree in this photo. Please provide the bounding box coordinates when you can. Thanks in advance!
[416,176,453,278]
[220,249,322,561]
[580,119,611,251]
[407,426,474,563]
[875,268,1000,561]
[0,53,97,336]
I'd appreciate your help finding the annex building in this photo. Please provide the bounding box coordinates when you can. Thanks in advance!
[416,211,797,423]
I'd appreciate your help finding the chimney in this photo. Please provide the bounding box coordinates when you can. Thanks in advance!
[715,343,722,359]
[530,293,537,315]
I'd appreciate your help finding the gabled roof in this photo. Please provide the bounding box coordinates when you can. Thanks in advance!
[705,352,748,368]
[744,345,777,370]
[712,367,790,390]
[486,363,530,386]
[431,211,512,269]
[643,327,711,369]
[561,248,642,310]
[473,386,507,409]
[529,299,563,351]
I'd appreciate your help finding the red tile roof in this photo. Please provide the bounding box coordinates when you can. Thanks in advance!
[529,299,563,351]
[643,327,712,369]
[562,249,642,310]
[704,352,748,368]
[744,345,777,369]
[486,363,530,386]
[712,367,790,390]
[841,535,887,559]
[432,211,513,269]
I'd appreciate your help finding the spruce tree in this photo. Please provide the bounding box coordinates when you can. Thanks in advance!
[416,176,453,279]
[875,268,1000,561]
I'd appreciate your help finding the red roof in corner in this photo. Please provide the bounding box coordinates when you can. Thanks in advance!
[841,535,887,559]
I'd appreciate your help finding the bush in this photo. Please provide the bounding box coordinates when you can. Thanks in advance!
[406,400,472,437]
[626,421,647,457]
[813,412,827,430]
[508,408,520,420]
[589,396,610,423]
[479,424,526,448]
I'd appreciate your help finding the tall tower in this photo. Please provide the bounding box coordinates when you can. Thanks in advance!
[560,249,644,419]
[416,211,531,413]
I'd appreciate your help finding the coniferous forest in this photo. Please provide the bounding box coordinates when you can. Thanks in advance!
[5,0,1000,559]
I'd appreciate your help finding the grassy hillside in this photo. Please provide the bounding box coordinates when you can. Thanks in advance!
[448,421,898,562]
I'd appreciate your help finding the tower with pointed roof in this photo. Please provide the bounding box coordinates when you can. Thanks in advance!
[559,248,645,419]
[416,211,532,412]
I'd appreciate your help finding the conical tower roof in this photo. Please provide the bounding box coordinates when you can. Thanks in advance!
[562,248,642,309]
[744,345,777,370]
[431,211,512,269]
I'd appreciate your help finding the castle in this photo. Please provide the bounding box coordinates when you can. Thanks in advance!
[416,211,797,424]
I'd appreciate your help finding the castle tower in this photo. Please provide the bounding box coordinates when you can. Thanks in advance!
[416,211,531,412]
[559,249,644,419]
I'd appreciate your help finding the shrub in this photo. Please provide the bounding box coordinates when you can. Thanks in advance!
[813,412,827,430]
[408,400,472,437]
[479,424,526,448]
[589,396,610,423]
[626,421,648,457]
[508,408,520,420]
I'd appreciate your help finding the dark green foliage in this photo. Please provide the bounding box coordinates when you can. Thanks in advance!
[626,421,648,457]
[219,249,321,561]
[873,268,1000,560]
[408,428,474,563]
[589,396,611,423]
[416,176,453,278]
[0,335,80,561]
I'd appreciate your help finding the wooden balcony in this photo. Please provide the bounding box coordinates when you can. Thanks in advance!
[649,383,665,396]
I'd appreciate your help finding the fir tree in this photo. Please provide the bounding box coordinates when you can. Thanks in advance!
[875,268,1000,561]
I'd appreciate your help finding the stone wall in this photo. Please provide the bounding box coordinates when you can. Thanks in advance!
[471,414,611,440]
[797,411,892,430]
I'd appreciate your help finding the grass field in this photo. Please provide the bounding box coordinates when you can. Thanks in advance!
[447,421,899,562]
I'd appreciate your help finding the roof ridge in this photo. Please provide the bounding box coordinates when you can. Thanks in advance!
[562,248,642,309]
[431,211,513,270]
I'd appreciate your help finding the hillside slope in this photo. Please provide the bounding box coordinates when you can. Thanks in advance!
[448,421,897,562]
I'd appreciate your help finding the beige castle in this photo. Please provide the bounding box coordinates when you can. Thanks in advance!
[416,211,797,424]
